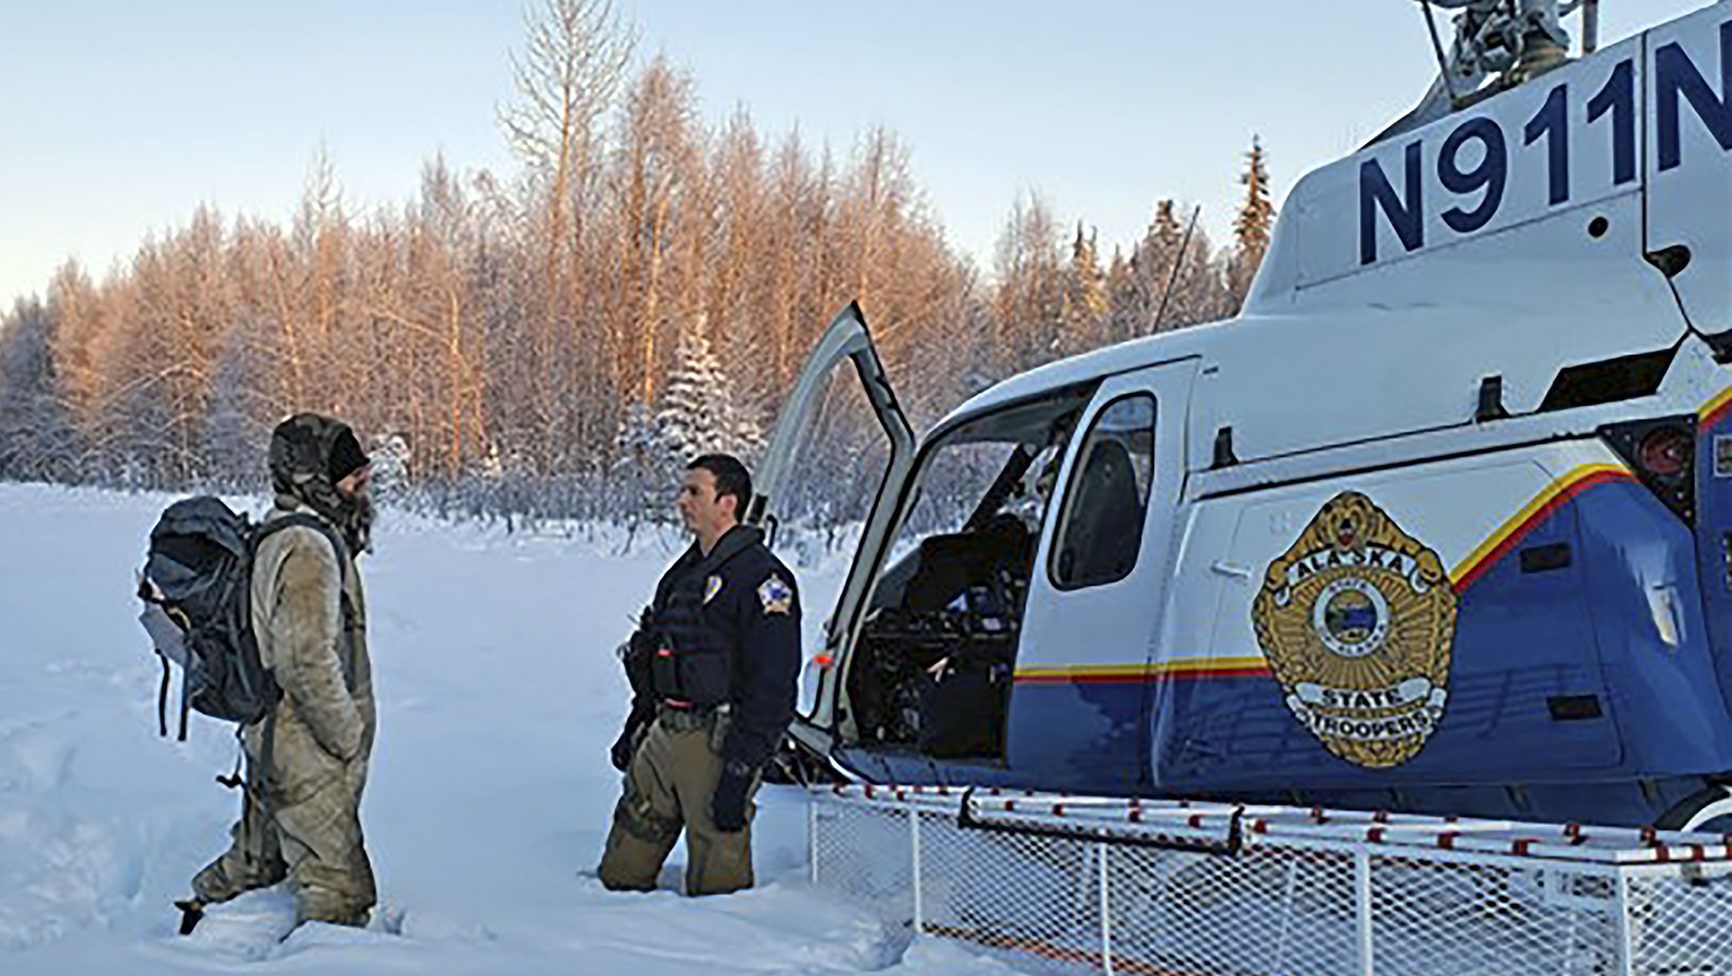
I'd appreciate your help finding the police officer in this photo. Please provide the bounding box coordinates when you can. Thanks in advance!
[598,454,801,896]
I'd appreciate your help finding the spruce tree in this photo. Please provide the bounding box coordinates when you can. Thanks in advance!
[655,318,728,465]
[1230,136,1276,306]
[653,316,764,467]
[1125,201,1183,335]
[1104,248,1139,344]
[1150,200,1183,254]
[1060,223,1108,354]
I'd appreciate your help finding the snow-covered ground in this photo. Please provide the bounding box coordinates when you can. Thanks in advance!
[0,484,1016,974]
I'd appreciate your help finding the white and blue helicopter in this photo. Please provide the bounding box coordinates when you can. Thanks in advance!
[750,0,1732,830]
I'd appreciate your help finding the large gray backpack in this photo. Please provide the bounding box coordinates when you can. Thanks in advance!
[139,497,347,741]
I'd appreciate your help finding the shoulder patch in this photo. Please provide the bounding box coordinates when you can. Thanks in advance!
[704,574,724,605]
[757,574,794,615]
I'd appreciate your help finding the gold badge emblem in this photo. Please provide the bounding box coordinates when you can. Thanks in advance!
[1252,492,1458,768]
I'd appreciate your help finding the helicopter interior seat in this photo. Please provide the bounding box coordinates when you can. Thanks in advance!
[1055,439,1143,586]
[902,513,1032,615]
[894,515,1033,760]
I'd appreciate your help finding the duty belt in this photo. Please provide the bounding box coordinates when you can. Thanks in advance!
[658,701,728,733]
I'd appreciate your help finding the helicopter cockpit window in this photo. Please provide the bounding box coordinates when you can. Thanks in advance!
[841,386,1092,760]
[1050,394,1155,590]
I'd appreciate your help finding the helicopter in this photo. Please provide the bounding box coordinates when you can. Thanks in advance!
[749,0,1732,830]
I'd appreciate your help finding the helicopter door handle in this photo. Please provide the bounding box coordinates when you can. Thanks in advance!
[1211,561,1253,581]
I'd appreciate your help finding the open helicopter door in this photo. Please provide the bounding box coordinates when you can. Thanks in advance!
[1007,359,1197,794]
[747,302,915,755]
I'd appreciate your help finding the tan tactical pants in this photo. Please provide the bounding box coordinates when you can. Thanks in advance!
[598,711,760,896]
[191,705,377,926]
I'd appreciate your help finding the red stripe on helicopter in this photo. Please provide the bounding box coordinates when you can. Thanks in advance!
[1699,386,1732,431]
[1448,464,1635,594]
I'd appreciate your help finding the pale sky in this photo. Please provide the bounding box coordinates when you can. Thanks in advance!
[0,1,1710,308]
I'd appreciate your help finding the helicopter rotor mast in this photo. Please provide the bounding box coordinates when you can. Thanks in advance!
[1373,0,1597,144]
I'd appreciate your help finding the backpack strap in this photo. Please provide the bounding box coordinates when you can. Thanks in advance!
[156,654,171,739]
[254,513,359,687]
[255,512,349,571]
[140,578,182,740]
[221,708,281,826]
[255,706,278,819]
[178,669,191,741]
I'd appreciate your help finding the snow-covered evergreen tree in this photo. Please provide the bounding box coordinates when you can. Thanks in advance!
[369,433,412,504]
[615,403,659,466]
[609,318,769,524]
[654,320,729,465]
[653,316,763,467]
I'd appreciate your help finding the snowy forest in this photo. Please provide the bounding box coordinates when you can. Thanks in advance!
[0,0,1276,529]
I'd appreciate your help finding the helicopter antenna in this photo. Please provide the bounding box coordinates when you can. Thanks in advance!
[1151,205,1202,334]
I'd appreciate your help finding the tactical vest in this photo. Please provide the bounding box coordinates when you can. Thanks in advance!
[648,528,759,709]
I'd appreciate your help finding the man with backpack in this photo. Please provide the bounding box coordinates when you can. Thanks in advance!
[598,454,802,896]
[181,413,378,932]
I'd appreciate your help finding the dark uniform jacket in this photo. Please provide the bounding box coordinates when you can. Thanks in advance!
[622,525,802,769]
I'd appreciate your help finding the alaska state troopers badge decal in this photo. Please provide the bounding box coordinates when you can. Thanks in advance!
[1252,492,1458,768]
